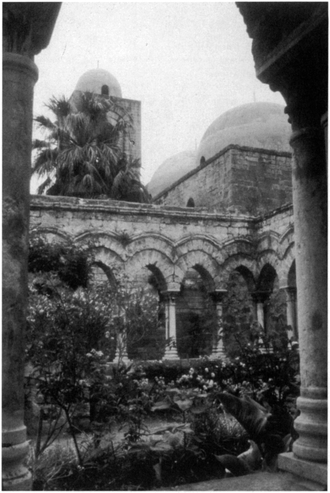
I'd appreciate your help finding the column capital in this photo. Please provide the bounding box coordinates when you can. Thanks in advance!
[252,290,270,303]
[3,3,61,58]
[161,289,180,302]
[210,289,227,303]
[281,285,297,300]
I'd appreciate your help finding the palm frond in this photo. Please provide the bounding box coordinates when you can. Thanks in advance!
[46,95,71,120]
[34,115,56,131]
[218,392,270,441]
[32,139,49,150]
[37,175,54,195]
[32,148,58,176]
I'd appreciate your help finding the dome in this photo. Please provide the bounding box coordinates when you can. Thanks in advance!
[196,102,291,164]
[148,150,197,198]
[75,68,122,98]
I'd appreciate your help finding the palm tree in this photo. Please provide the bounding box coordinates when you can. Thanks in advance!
[111,156,150,203]
[32,93,149,202]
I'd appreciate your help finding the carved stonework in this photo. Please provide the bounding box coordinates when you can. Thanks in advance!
[3,3,61,58]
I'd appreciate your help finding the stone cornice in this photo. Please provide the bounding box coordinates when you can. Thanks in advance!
[30,194,293,226]
[30,194,256,223]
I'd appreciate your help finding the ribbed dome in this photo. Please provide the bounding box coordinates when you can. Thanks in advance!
[75,68,122,98]
[148,150,197,198]
[196,102,291,164]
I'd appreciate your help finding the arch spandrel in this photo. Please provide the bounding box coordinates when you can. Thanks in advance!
[125,249,177,292]
[176,236,224,262]
[220,238,255,261]
[256,231,280,255]
[220,255,257,289]
[278,246,296,289]
[85,246,125,277]
[74,231,127,260]
[176,251,221,291]
[30,226,71,244]
[127,233,176,261]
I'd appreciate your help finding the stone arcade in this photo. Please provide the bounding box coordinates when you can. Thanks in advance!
[2,2,327,489]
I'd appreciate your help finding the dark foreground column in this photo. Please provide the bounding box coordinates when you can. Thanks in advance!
[2,52,38,491]
[2,4,61,489]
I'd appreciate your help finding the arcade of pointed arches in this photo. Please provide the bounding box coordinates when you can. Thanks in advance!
[31,203,297,361]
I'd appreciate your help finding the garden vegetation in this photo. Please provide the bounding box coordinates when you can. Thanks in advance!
[25,235,300,490]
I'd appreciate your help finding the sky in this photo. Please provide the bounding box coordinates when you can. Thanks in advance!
[32,2,285,188]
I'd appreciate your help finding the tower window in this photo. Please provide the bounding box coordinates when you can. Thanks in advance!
[101,85,109,96]
[187,198,195,208]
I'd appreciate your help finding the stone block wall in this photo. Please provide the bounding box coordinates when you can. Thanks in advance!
[154,145,292,215]
[120,98,141,163]
[230,147,292,214]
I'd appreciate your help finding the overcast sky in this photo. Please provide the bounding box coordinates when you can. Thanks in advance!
[33,2,285,187]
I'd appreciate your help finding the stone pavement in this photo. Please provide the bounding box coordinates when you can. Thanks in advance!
[159,471,326,491]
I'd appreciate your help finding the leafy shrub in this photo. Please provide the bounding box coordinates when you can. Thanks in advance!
[28,235,91,290]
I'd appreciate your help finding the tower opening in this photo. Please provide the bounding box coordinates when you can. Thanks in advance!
[101,84,109,96]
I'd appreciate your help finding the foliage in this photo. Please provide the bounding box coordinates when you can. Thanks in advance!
[26,235,164,468]
[32,93,149,202]
[26,235,300,489]
[223,270,289,358]
[29,338,300,489]
[28,234,92,290]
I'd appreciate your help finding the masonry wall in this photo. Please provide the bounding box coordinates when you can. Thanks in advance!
[120,98,141,163]
[154,145,292,215]
[230,147,292,214]
[29,195,295,291]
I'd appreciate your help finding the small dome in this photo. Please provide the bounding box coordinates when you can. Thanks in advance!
[148,150,197,197]
[196,102,291,163]
[75,68,122,98]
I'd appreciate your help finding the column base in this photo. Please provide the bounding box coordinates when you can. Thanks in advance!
[210,348,227,361]
[2,440,32,491]
[163,347,179,360]
[278,452,327,490]
[113,349,130,365]
[113,356,130,365]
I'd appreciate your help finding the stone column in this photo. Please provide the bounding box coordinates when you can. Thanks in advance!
[288,125,327,464]
[3,5,61,489]
[252,291,270,330]
[210,290,227,359]
[283,286,298,341]
[113,330,130,364]
[3,53,38,491]
[163,290,180,360]
[252,291,270,352]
